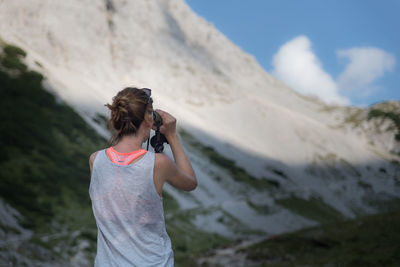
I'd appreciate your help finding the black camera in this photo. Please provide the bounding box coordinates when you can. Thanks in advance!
[150,111,169,153]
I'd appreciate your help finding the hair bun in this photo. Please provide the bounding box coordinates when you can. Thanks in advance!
[104,87,153,146]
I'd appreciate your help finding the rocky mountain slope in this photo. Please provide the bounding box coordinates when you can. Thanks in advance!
[0,0,399,265]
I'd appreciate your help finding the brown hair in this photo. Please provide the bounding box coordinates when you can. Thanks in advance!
[104,87,153,146]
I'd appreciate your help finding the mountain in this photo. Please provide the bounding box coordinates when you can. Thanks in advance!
[0,0,399,265]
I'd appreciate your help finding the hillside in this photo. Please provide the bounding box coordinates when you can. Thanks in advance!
[0,0,399,266]
[198,210,400,266]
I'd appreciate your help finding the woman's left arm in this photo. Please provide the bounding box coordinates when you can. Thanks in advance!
[89,151,99,174]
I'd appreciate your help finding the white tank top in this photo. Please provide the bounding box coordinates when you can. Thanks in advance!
[89,148,174,266]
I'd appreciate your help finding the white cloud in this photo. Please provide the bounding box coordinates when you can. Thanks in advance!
[271,35,350,106]
[336,47,396,92]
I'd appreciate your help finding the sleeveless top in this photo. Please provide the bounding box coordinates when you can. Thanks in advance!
[89,148,174,267]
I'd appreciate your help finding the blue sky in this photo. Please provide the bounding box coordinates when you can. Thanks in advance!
[186,0,399,108]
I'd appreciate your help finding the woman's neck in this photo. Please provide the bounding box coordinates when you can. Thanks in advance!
[114,134,145,152]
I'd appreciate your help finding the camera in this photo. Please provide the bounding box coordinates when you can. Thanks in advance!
[152,110,163,128]
[150,111,169,153]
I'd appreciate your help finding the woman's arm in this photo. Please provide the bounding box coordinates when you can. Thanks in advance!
[89,151,99,174]
[154,109,197,191]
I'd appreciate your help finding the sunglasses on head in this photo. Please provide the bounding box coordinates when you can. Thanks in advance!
[141,88,152,104]
[141,88,155,118]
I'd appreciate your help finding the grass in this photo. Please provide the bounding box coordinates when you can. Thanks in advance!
[307,153,361,180]
[238,210,400,266]
[361,193,400,213]
[368,108,400,141]
[275,194,345,224]
[357,180,372,190]
[343,108,363,127]
[0,44,28,72]
[247,200,272,215]
[270,169,288,179]
[92,112,108,127]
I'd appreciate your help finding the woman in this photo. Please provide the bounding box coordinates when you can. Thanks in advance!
[88,87,197,266]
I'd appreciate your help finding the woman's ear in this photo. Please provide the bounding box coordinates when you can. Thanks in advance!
[144,104,154,128]
[144,112,153,128]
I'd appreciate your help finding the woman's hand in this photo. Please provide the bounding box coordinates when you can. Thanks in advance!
[152,109,177,138]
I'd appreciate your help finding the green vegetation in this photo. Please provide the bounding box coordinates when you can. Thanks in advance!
[186,65,195,75]
[271,169,288,179]
[0,44,28,72]
[92,112,108,127]
[35,60,43,68]
[362,193,400,213]
[343,107,363,127]
[0,41,107,262]
[247,200,272,215]
[178,128,279,191]
[307,153,361,180]
[238,210,400,266]
[368,108,400,141]
[357,180,372,190]
[266,166,289,180]
[275,194,345,224]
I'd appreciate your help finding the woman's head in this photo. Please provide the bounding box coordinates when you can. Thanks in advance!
[105,87,153,146]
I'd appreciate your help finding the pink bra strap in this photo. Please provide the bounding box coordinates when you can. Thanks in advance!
[106,147,147,165]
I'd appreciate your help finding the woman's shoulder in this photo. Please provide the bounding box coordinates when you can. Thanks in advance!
[154,152,175,172]
[89,149,104,173]
[90,149,104,161]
